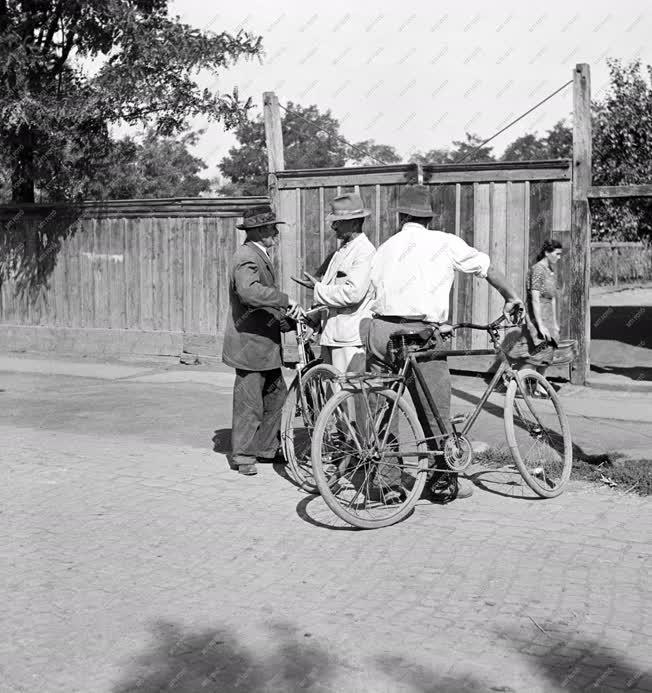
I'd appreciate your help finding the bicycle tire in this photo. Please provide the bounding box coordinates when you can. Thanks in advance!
[281,363,340,492]
[311,388,428,529]
[504,369,573,498]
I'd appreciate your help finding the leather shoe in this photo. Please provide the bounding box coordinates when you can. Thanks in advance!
[238,463,258,476]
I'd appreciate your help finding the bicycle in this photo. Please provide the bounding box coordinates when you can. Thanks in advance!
[280,306,340,492]
[310,314,573,529]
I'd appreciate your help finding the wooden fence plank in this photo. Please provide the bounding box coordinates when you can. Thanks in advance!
[587,184,652,199]
[79,219,94,328]
[68,222,82,328]
[323,188,340,258]
[301,188,320,305]
[552,180,572,339]
[358,185,378,248]
[124,219,140,329]
[506,182,528,301]
[489,183,508,325]
[456,184,475,351]
[430,184,457,233]
[208,218,220,335]
[192,218,203,333]
[277,164,570,188]
[472,183,491,349]
[140,216,154,331]
[168,218,183,333]
[153,217,169,331]
[182,217,193,333]
[529,181,553,266]
[109,218,125,329]
[378,185,398,245]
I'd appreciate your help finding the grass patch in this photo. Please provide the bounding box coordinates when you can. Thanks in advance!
[474,449,652,496]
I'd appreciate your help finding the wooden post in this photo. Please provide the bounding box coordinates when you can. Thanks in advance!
[263,91,285,174]
[263,91,299,360]
[613,246,619,288]
[570,63,592,385]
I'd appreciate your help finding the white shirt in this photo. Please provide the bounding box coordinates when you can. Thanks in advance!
[251,241,269,257]
[370,222,490,323]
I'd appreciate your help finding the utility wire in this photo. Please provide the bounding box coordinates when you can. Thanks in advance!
[277,102,389,166]
[455,79,574,163]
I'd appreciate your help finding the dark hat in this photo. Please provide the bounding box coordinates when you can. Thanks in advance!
[237,204,286,230]
[393,185,433,217]
[326,192,372,222]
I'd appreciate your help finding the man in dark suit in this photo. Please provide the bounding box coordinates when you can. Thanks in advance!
[222,205,302,476]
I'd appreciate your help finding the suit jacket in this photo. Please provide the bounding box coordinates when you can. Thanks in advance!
[312,233,376,347]
[222,241,290,371]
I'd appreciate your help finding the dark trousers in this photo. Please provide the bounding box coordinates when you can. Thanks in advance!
[364,318,452,485]
[231,368,287,465]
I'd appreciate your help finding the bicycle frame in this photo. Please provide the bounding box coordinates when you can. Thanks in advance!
[354,316,524,465]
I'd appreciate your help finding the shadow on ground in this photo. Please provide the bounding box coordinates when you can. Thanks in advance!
[591,364,652,382]
[111,620,483,692]
[111,620,652,692]
[212,428,236,470]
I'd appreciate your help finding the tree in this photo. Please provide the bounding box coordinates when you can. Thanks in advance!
[449,133,495,163]
[0,1,262,202]
[501,133,548,161]
[408,147,452,165]
[84,129,211,200]
[347,140,401,166]
[591,59,652,241]
[220,103,399,195]
[544,120,572,158]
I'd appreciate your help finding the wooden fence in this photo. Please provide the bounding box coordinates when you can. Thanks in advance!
[274,159,572,350]
[0,197,265,356]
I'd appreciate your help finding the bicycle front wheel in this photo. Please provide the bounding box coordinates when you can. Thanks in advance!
[281,363,340,492]
[311,387,428,529]
[504,369,573,497]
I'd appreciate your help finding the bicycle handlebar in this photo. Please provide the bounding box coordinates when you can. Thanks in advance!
[447,310,523,332]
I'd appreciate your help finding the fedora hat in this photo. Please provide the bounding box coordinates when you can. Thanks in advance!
[237,204,286,230]
[325,193,371,222]
[393,185,433,217]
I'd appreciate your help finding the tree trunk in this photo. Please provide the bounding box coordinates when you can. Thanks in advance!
[12,155,36,203]
[11,126,36,203]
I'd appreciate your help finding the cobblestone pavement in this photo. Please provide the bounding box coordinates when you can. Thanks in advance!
[2,371,652,693]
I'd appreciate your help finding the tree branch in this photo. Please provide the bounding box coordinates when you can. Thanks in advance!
[41,1,63,54]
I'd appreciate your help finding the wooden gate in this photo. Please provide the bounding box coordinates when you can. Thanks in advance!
[274,160,572,349]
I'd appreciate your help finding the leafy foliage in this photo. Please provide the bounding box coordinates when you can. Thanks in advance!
[84,129,211,200]
[410,133,495,165]
[591,60,652,241]
[0,0,262,201]
[347,140,401,166]
[219,102,400,195]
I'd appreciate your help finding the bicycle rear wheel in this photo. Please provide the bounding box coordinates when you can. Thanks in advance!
[504,369,573,497]
[281,363,340,492]
[311,387,428,529]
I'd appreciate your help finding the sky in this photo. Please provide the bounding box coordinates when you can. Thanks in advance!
[169,0,652,179]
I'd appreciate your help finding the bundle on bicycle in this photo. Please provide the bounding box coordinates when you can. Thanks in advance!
[310,314,573,529]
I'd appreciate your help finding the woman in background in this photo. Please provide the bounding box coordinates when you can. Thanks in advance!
[510,239,563,396]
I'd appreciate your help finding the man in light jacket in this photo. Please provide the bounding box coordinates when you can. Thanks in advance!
[302,193,375,373]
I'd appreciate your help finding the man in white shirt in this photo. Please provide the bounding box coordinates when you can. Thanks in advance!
[301,193,375,374]
[367,185,523,500]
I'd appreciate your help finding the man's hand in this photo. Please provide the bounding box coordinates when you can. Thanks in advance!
[287,300,305,320]
[302,271,318,288]
[503,298,524,325]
